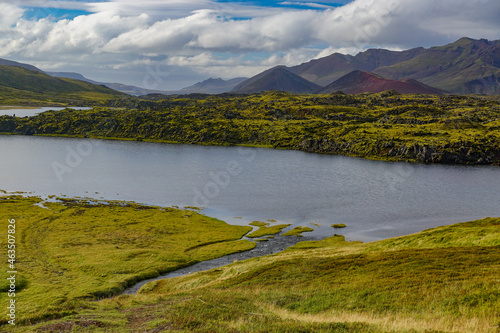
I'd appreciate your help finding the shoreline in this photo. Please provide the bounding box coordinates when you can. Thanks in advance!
[2,191,499,331]
[2,132,500,166]
[2,191,490,297]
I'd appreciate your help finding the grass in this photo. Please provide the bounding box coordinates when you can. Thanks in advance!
[0,196,253,324]
[131,218,500,333]
[282,226,314,236]
[0,66,125,106]
[332,223,347,228]
[247,221,292,238]
[1,196,499,332]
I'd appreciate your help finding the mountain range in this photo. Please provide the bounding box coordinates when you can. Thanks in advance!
[232,37,500,95]
[1,37,499,96]
[47,71,167,96]
[289,37,500,95]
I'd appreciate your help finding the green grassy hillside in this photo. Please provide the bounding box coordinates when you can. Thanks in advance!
[0,66,126,105]
[0,196,253,325]
[1,195,498,332]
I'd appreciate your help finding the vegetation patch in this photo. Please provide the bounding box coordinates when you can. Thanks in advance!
[2,195,499,332]
[247,223,292,238]
[0,196,252,324]
[2,92,499,165]
[282,226,314,236]
[331,223,347,228]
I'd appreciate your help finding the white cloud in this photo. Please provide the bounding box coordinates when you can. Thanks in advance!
[0,0,499,90]
[0,3,25,29]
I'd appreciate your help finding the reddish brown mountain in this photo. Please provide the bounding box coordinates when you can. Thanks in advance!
[317,70,445,95]
[289,47,426,87]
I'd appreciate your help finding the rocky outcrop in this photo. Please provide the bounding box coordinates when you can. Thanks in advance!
[388,143,498,164]
[298,138,500,165]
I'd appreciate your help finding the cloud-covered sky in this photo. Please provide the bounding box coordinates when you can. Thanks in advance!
[1,0,499,90]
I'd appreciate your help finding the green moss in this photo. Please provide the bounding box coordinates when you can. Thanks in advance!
[247,224,292,238]
[287,234,356,250]
[282,226,314,236]
[2,92,499,165]
[331,223,347,228]
[249,221,269,227]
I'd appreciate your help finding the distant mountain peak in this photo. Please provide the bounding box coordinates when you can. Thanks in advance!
[231,66,321,94]
[176,77,247,94]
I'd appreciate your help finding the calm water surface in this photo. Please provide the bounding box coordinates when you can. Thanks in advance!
[0,107,91,117]
[1,135,499,242]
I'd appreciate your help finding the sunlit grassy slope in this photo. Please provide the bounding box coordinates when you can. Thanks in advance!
[0,196,253,325]
[2,193,498,332]
[0,65,126,105]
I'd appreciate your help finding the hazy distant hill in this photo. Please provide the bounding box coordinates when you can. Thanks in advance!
[48,71,165,96]
[173,77,247,94]
[318,70,446,95]
[47,71,101,84]
[231,67,321,94]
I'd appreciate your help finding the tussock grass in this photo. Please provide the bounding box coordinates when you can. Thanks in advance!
[133,218,500,333]
[0,196,252,324]
[282,226,314,236]
[247,222,291,238]
[2,196,499,332]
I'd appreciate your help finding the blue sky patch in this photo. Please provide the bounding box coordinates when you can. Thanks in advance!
[215,0,345,9]
[23,7,91,21]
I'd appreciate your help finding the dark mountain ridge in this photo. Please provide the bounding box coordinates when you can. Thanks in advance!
[231,66,321,94]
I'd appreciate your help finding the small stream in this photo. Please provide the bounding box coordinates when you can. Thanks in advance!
[122,235,309,294]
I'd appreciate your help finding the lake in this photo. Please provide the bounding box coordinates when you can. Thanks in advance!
[0,106,92,117]
[1,135,500,242]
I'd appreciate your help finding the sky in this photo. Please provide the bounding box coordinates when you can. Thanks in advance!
[0,0,500,91]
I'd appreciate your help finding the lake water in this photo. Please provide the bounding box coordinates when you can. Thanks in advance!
[0,106,92,117]
[1,135,500,242]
